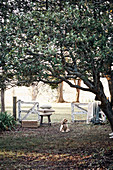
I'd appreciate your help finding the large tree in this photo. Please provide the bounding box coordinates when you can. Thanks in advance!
[20,1,113,130]
[0,1,19,112]
[0,0,61,111]
[0,0,40,112]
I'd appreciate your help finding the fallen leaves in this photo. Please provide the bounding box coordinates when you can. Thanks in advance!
[0,123,113,169]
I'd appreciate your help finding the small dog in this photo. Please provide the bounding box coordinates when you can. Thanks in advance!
[60,118,70,132]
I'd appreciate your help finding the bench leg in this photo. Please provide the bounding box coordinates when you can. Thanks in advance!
[40,116,43,125]
[48,115,51,126]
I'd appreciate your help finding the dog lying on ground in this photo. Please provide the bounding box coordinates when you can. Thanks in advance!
[60,118,70,132]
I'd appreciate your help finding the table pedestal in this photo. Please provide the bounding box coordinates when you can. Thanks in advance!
[38,109,55,126]
[40,114,52,126]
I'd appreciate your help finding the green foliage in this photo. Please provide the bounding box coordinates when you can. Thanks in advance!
[0,0,113,87]
[0,112,16,131]
[21,1,113,85]
[0,0,41,112]
[0,0,39,90]
[0,1,113,125]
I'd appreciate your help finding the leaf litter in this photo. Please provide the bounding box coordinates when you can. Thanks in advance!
[0,122,113,169]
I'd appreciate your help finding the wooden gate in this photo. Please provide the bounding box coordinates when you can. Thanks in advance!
[17,100,39,122]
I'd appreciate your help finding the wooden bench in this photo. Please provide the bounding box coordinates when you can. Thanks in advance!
[38,109,55,126]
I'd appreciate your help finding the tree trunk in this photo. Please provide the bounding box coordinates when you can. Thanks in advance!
[31,83,38,101]
[74,79,81,103]
[1,88,5,112]
[92,78,113,131]
[101,101,113,132]
[95,83,113,132]
[56,82,65,103]
[108,76,113,106]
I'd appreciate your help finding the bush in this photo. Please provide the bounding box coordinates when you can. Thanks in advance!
[0,112,16,131]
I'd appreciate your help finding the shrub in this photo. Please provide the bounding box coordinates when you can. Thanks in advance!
[0,112,16,131]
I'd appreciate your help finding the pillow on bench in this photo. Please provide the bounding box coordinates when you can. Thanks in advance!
[40,104,52,109]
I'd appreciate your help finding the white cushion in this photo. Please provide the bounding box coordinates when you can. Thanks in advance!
[40,104,52,109]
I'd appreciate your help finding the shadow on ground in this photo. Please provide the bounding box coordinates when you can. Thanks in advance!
[0,122,113,169]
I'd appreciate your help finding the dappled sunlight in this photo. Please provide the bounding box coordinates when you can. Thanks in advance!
[0,148,113,169]
[0,150,94,168]
[0,123,113,169]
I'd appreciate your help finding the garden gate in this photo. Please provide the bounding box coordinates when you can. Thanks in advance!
[17,100,39,122]
[71,102,106,124]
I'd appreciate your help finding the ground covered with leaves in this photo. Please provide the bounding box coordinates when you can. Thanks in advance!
[0,122,113,169]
